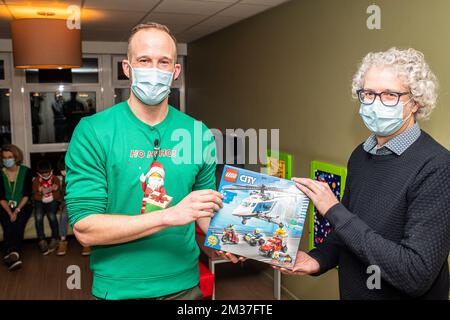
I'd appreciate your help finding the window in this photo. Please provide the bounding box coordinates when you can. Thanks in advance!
[2,52,185,168]
[0,60,4,81]
[0,53,11,86]
[114,88,129,104]
[25,58,99,84]
[112,56,130,87]
[0,88,12,145]
[117,60,128,81]
[22,55,102,168]
[29,91,96,144]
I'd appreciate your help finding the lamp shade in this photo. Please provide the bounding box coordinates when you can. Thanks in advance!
[11,18,82,69]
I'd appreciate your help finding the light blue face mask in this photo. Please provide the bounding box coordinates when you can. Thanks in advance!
[129,65,174,106]
[3,158,16,168]
[359,99,413,137]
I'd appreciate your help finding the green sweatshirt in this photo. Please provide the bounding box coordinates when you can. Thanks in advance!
[65,101,216,300]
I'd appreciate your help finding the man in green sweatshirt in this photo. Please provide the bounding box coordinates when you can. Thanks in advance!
[65,22,237,300]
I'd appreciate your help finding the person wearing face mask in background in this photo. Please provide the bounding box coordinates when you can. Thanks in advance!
[275,48,450,300]
[32,160,62,255]
[0,144,33,271]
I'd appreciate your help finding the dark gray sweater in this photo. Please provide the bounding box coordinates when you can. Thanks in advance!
[309,131,450,299]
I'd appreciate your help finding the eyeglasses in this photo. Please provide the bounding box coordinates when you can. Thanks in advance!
[357,89,411,107]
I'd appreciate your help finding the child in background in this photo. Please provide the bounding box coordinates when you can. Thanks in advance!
[55,156,91,256]
[32,160,62,255]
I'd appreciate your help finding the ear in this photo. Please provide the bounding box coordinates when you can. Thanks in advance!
[122,59,131,79]
[173,63,182,81]
[410,100,419,114]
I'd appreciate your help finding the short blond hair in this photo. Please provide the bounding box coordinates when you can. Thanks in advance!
[127,22,178,62]
[1,144,24,165]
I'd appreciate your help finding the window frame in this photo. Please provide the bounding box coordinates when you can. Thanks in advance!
[0,52,11,86]
[4,49,187,168]
[112,55,130,87]
[0,88,13,146]
[24,84,103,152]
[0,52,13,146]
[24,54,101,85]
[20,54,103,157]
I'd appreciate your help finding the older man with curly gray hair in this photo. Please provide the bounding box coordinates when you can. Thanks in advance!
[277,47,450,300]
[352,47,438,121]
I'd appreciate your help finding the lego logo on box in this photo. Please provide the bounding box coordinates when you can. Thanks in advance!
[224,168,238,182]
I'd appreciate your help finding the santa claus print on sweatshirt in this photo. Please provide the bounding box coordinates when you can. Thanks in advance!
[139,161,173,214]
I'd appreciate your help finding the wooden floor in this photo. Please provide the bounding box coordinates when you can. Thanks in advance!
[0,237,292,300]
[214,260,292,300]
[0,237,93,300]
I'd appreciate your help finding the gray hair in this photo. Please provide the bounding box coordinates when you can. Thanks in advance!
[351,47,438,120]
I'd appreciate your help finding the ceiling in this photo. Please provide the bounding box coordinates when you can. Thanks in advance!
[0,0,289,43]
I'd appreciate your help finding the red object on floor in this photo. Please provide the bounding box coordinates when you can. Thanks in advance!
[199,261,214,299]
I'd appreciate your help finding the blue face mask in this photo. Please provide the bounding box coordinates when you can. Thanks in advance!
[359,99,413,137]
[129,65,174,106]
[3,158,16,168]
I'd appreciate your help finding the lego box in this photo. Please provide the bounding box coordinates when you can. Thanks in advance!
[204,165,310,269]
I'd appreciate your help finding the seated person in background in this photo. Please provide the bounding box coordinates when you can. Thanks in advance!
[0,144,33,271]
[32,160,62,255]
[55,156,91,256]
